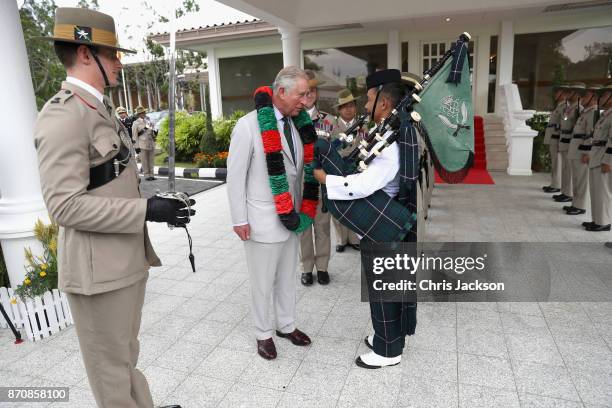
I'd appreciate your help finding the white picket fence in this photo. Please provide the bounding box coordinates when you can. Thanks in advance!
[0,287,73,342]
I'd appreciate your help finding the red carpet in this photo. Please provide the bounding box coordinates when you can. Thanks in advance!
[435,168,495,184]
[434,116,495,185]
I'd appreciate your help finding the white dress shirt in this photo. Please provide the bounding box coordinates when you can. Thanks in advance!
[65,76,104,104]
[326,129,400,200]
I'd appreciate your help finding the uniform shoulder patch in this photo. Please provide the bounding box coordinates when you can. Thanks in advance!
[48,89,75,106]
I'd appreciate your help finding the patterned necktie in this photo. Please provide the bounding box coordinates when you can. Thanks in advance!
[282,117,296,163]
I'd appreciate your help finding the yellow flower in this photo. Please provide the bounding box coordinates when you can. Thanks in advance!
[10,297,17,305]
[24,278,32,285]
[39,271,47,278]
[41,263,48,270]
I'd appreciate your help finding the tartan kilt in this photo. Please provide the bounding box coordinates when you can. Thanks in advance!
[314,138,417,242]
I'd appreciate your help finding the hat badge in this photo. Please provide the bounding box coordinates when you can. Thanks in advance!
[74,26,92,42]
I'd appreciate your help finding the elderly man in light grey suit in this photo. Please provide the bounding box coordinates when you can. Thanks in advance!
[227,66,313,360]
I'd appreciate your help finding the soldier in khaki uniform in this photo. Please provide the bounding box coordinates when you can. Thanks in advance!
[553,83,583,203]
[34,8,193,408]
[328,89,364,252]
[132,106,156,180]
[583,84,612,232]
[300,70,332,285]
[542,85,568,193]
[565,85,600,215]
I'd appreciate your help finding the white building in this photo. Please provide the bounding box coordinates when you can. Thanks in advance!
[150,0,612,175]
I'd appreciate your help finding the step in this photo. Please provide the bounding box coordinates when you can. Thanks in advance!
[486,144,507,152]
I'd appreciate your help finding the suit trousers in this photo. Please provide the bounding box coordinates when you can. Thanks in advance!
[67,276,152,408]
[549,141,561,189]
[560,150,573,196]
[299,199,331,273]
[245,235,298,340]
[140,149,154,178]
[589,167,611,226]
[570,158,589,210]
[332,217,359,246]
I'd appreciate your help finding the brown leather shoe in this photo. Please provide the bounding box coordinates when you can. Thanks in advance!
[275,328,312,346]
[257,338,277,360]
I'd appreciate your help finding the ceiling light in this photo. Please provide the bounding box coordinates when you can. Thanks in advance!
[445,17,451,22]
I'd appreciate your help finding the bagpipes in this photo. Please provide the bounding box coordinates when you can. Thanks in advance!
[314,32,472,243]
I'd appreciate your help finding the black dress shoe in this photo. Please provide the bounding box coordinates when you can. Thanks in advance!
[542,185,552,191]
[159,405,182,408]
[585,224,611,232]
[543,186,560,193]
[605,242,612,249]
[301,272,313,286]
[257,338,277,360]
[336,244,346,253]
[554,195,573,202]
[566,208,586,215]
[582,221,594,227]
[552,193,564,199]
[349,243,360,251]
[276,328,311,346]
[317,271,330,285]
[563,205,575,211]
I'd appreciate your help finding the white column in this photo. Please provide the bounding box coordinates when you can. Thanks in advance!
[278,26,301,67]
[495,20,514,113]
[387,30,401,70]
[146,83,153,110]
[0,0,49,288]
[207,48,222,118]
[407,39,420,75]
[474,35,491,116]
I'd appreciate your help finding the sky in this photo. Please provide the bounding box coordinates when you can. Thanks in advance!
[18,0,255,62]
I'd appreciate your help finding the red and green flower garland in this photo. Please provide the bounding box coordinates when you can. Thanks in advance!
[254,86,319,233]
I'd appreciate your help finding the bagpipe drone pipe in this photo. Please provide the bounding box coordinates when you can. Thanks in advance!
[313,32,473,243]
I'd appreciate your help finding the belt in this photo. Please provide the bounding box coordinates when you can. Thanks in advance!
[546,124,557,128]
[561,130,573,134]
[87,143,130,190]
[578,144,592,151]
[607,147,612,154]
[572,133,586,139]
[593,141,606,147]
[560,138,571,143]
[551,134,560,140]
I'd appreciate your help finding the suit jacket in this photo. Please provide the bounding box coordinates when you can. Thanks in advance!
[590,109,612,168]
[34,81,160,295]
[132,117,156,150]
[227,109,304,243]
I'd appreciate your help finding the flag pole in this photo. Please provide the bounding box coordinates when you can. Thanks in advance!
[167,0,177,193]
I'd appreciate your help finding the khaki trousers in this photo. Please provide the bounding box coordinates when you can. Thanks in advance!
[570,158,589,210]
[140,149,155,178]
[299,199,331,273]
[559,150,573,197]
[67,276,152,408]
[244,235,298,340]
[589,167,611,226]
[332,218,359,246]
[549,141,561,189]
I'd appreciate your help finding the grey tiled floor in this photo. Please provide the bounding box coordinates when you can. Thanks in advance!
[1,172,610,407]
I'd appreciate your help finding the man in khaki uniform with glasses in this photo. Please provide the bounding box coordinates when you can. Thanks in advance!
[34,7,193,408]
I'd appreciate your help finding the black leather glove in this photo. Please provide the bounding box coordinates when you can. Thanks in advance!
[135,147,141,154]
[146,195,196,226]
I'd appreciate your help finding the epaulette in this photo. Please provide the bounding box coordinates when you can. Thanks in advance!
[48,89,75,105]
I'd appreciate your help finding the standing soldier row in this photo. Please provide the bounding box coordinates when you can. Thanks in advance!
[543,82,612,232]
[583,84,612,231]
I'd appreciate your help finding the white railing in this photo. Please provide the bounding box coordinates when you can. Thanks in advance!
[0,287,73,342]
[497,83,538,176]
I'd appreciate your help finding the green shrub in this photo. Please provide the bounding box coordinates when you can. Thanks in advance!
[0,246,9,288]
[213,110,247,151]
[13,220,58,300]
[157,111,206,161]
[157,110,247,161]
[526,112,551,173]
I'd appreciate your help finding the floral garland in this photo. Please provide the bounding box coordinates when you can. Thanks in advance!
[254,86,318,233]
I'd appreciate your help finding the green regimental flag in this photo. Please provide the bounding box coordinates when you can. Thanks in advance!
[414,41,474,183]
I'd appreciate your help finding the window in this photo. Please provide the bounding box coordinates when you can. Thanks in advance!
[421,40,474,74]
[219,53,283,115]
[488,35,498,113]
[401,41,409,72]
[303,44,387,113]
[513,27,612,111]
